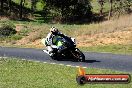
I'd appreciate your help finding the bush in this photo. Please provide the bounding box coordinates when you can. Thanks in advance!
[19,29,30,36]
[10,34,23,40]
[0,25,17,37]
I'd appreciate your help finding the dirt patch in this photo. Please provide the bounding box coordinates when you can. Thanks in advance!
[15,30,44,48]
[0,16,9,21]
[77,27,132,47]
[15,27,132,48]
[27,39,44,48]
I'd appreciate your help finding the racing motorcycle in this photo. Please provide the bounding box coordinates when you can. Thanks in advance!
[42,35,85,62]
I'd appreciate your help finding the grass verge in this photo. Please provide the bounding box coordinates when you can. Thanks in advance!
[0,58,132,88]
[79,44,132,55]
[0,44,131,55]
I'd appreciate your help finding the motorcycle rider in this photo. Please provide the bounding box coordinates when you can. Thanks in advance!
[43,27,66,56]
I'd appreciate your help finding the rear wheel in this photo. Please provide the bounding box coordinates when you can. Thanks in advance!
[71,48,85,62]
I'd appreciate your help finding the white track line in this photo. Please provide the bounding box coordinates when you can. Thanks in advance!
[70,66,76,67]
[21,59,26,61]
[66,65,72,67]
[0,57,8,59]
[9,58,88,68]
[35,61,41,63]
[82,67,87,68]
[50,63,56,65]
[0,56,88,68]
[75,66,80,68]
[58,64,64,66]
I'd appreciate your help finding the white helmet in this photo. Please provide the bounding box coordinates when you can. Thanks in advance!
[50,27,58,33]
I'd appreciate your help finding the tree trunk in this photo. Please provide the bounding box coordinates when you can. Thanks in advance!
[20,0,23,19]
[31,0,36,14]
[0,0,4,12]
[100,5,103,16]
[100,0,103,16]
[108,0,113,20]
[8,0,12,13]
[98,0,104,16]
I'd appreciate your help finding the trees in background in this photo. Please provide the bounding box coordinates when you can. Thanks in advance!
[20,0,25,19]
[31,0,37,13]
[8,0,12,13]
[108,0,113,20]
[114,0,132,14]
[98,0,105,16]
[0,0,12,13]
[44,0,92,22]
[108,0,132,19]
[0,0,131,22]
[96,0,132,20]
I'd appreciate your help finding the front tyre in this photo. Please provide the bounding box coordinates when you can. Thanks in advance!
[71,48,85,62]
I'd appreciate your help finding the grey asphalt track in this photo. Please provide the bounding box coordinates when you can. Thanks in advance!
[0,47,132,72]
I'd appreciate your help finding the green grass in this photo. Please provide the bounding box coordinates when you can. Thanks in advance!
[79,44,132,55]
[0,35,22,42]
[0,58,132,88]
[0,32,27,42]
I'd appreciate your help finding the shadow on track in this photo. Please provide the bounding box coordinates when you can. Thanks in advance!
[54,57,101,63]
[84,60,101,63]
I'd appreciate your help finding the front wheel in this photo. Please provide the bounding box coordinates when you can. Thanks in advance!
[71,48,85,62]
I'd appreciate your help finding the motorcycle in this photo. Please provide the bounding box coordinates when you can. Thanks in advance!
[42,35,85,62]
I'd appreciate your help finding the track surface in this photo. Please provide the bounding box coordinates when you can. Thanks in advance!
[0,47,132,72]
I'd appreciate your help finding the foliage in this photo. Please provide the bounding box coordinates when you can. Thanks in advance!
[10,34,23,40]
[1,0,132,23]
[44,0,93,22]
[20,30,28,36]
[113,0,132,17]
[0,24,17,37]
[36,1,45,11]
